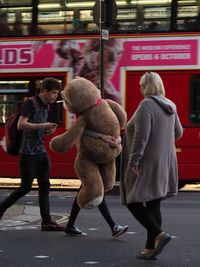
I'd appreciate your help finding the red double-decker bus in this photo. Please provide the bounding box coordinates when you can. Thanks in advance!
[0,0,200,188]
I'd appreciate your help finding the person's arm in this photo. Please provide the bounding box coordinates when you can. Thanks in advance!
[83,129,121,148]
[174,112,183,140]
[17,98,57,132]
[17,115,57,131]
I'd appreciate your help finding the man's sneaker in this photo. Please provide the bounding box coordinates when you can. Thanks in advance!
[65,226,87,237]
[41,221,65,231]
[112,224,128,239]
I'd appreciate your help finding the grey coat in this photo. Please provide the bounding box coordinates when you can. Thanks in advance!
[120,94,183,204]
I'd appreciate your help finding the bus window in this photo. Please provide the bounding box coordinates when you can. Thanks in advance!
[0,78,63,125]
[0,12,12,37]
[0,1,32,37]
[0,80,29,124]
[177,0,200,31]
[38,0,71,35]
[1,0,200,36]
[190,75,200,123]
[142,3,171,32]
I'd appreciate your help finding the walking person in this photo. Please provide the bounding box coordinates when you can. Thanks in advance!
[0,77,64,231]
[65,193,128,239]
[120,72,183,260]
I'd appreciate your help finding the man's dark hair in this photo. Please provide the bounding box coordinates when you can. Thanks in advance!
[41,77,62,92]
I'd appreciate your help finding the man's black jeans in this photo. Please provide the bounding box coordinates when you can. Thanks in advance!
[0,153,51,223]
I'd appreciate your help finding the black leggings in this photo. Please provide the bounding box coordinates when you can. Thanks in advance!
[127,199,162,249]
[67,194,115,230]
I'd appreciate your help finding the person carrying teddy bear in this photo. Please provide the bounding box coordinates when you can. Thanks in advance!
[50,76,128,237]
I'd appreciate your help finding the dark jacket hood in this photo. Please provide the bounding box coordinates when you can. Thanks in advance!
[148,94,176,114]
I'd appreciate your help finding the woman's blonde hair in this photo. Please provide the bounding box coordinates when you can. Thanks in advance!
[139,72,165,96]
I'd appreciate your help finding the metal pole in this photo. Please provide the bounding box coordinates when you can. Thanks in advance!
[99,0,104,98]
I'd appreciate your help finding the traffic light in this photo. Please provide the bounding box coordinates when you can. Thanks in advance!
[93,0,118,29]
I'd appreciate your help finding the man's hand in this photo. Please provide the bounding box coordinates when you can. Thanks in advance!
[44,123,57,135]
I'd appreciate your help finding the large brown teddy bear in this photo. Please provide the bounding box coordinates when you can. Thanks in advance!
[50,77,127,208]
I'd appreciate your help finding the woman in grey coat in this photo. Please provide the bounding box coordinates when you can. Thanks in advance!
[120,72,183,260]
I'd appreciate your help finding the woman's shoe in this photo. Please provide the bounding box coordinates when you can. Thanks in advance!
[153,232,172,256]
[137,250,157,260]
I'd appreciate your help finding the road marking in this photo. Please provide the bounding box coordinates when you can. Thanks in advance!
[87,228,99,231]
[56,215,69,224]
[83,261,99,265]
[126,231,137,235]
[34,256,50,259]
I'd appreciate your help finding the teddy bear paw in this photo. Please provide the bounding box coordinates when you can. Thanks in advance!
[83,196,103,209]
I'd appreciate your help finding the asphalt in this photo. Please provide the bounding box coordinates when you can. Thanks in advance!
[0,179,199,222]
[1,191,200,266]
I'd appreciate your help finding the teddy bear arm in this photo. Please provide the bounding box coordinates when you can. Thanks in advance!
[50,131,71,153]
[105,99,127,128]
[50,118,86,153]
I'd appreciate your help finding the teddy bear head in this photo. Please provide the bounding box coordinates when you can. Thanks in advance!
[61,76,101,115]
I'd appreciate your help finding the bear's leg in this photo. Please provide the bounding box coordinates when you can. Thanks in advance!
[99,160,116,192]
[75,154,104,209]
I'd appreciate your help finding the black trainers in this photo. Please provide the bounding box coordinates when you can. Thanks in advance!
[112,224,128,239]
[41,221,65,231]
[65,226,87,237]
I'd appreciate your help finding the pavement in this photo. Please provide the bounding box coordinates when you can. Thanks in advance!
[0,203,41,223]
[0,177,199,192]
[0,178,81,190]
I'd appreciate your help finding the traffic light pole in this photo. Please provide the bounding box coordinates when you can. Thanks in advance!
[93,0,117,98]
[99,0,104,98]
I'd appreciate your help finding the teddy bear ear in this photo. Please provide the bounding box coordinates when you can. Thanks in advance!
[74,76,81,79]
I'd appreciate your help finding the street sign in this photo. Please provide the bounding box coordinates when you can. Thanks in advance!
[102,29,109,40]
[93,0,118,29]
